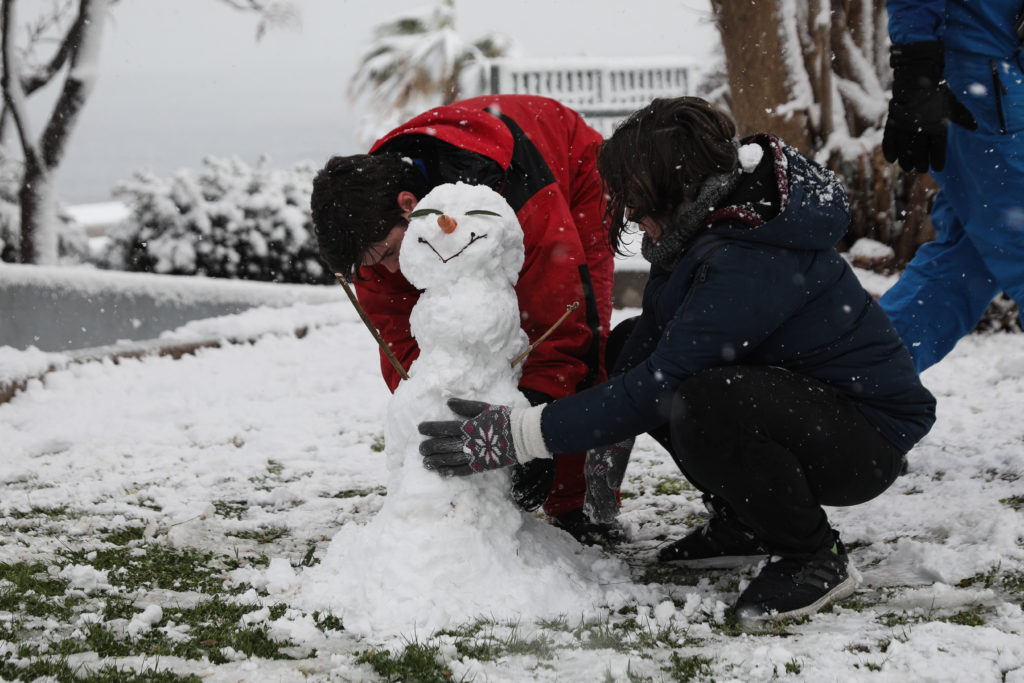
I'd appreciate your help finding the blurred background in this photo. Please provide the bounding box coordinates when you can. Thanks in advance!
[29,0,718,204]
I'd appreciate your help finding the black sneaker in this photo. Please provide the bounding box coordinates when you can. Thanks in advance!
[551,509,627,545]
[658,514,767,568]
[733,534,857,628]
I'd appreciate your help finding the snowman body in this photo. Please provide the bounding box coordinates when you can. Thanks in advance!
[383,182,530,509]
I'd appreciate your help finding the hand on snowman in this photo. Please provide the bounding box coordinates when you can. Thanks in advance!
[419,398,552,477]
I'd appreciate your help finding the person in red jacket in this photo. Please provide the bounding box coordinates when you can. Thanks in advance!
[310,94,620,541]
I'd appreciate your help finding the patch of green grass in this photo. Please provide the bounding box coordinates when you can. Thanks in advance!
[944,608,986,626]
[625,661,656,683]
[213,500,250,520]
[638,562,714,588]
[324,486,387,499]
[829,592,881,612]
[227,525,289,544]
[582,620,630,651]
[1002,570,1024,596]
[958,567,1024,599]
[983,468,1021,483]
[0,656,77,683]
[248,460,286,491]
[439,619,554,662]
[313,610,344,633]
[4,505,74,520]
[653,477,690,496]
[370,435,386,453]
[170,597,297,663]
[61,543,222,593]
[877,611,923,627]
[101,525,147,546]
[356,641,452,682]
[0,562,78,620]
[1000,495,1024,511]
[664,652,713,681]
[102,594,139,621]
[52,597,296,665]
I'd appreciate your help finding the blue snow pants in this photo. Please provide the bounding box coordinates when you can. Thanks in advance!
[880,52,1024,372]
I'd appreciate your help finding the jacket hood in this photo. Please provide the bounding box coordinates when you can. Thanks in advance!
[368,102,514,170]
[705,134,850,251]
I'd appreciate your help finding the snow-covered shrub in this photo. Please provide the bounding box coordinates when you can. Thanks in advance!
[104,157,332,284]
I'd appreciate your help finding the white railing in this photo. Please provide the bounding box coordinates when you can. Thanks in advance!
[478,57,700,136]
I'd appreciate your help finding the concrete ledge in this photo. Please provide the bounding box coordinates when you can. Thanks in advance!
[0,263,337,352]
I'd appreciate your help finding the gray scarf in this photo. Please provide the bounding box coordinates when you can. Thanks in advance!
[641,168,742,270]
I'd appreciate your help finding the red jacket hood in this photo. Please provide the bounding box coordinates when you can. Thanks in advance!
[368,102,515,170]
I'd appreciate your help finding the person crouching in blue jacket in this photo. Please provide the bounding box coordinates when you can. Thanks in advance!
[417,97,937,628]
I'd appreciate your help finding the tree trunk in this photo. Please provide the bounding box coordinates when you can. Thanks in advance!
[1,0,107,264]
[711,0,938,265]
[711,0,814,149]
[19,159,58,264]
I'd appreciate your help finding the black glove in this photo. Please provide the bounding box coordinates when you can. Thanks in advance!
[509,387,556,510]
[419,398,519,477]
[583,438,634,524]
[882,40,977,174]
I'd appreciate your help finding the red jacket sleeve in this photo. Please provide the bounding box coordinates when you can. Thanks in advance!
[353,266,421,393]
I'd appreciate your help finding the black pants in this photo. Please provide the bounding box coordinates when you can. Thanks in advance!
[607,317,905,556]
[668,365,905,556]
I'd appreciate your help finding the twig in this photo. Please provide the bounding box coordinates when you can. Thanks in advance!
[511,302,579,368]
[334,273,410,381]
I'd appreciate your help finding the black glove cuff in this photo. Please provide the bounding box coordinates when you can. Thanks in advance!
[890,41,946,99]
[518,387,554,407]
[890,40,945,81]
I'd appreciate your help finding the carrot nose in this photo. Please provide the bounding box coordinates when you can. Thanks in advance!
[437,214,457,234]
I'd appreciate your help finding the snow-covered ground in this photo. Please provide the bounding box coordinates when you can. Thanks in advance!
[1,297,1023,681]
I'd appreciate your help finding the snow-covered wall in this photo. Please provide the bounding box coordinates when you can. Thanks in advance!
[0,264,338,352]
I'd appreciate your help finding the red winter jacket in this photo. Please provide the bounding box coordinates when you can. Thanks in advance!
[354,95,614,401]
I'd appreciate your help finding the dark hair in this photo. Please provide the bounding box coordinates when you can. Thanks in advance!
[310,153,428,281]
[598,97,739,254]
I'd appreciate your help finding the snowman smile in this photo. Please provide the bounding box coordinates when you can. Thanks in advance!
[417,233,488,263]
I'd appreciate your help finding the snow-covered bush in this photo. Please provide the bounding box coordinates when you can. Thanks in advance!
[103,157,332,285]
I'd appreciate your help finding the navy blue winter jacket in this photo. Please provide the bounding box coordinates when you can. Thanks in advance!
[541,135,936,455]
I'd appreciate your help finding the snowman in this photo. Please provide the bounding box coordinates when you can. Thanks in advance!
[293,182,641,638]
[382,181,531,509]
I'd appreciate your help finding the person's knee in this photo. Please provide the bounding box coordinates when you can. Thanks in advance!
[668,368,753,474]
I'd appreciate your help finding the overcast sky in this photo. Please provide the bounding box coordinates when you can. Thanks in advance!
[26,0,719,203]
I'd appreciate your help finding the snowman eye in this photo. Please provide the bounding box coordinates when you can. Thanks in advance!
[465,209,502,217]
[409,208,443,218]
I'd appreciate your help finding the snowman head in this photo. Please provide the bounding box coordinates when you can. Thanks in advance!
[399,182,524,291]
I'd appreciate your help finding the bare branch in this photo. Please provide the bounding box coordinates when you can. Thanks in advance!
[214,0,300,40]
[1,0,42,168]
[38,0,108,170]
[20,9,84,94]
